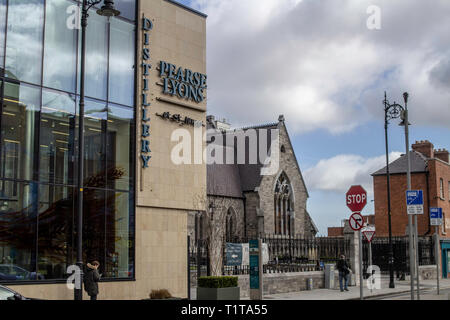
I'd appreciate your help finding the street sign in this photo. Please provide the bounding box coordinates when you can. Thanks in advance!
[362,226,376,242]
[349,212,364,231]
[430,207,443,226]
[406,190,424,215]
[249,240,260,290]
[225,243,243,266]
[346,185,367,213]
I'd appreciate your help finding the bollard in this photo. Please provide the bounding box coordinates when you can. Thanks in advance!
[307,278,313,290]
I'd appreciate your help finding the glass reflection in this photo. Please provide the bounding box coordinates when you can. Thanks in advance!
[109,19,135,107]
[82,188,105,270]
[84,99,107,188]
[39,89,76,185]
[105,191,132,278]
[0,0,6,71]
[38,185,74,280]
[5,0,44,84]
[0,181,39,281]
[107,104,132,191]
[43,0,78,93]
[0,82,40,181]
[80,9,108,100]
[115,0,136,21]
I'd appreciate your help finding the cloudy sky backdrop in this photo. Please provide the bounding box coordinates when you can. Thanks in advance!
[177,0,450,234]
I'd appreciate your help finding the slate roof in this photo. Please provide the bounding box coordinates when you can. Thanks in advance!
[372,150,428,176]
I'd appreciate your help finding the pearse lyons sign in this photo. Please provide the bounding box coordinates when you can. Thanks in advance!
[159,61,206,103]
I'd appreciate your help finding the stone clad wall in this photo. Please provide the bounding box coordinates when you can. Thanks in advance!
[258,123,309,237]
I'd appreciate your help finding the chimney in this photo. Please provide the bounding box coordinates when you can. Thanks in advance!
[434,148,449,163]
[412,140,434,158]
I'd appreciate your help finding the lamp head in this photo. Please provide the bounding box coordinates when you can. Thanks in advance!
[97,0,120,17]
[403,92,409,104]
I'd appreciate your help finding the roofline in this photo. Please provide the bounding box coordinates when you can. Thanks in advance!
[164,0,208,18]
[371,170,428,177]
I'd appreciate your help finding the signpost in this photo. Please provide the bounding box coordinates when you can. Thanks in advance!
[249,239,263,300]
[362,225,376,292]
[346,185,367,300]
[406,190,423,299]
[430,208,443,295]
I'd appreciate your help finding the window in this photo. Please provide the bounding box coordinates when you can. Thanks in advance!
[0,82,40,181]
[274,173,293,236]
[43,0,78,93]
[0,0,136,283]
[109,18,135,106]
[448,181,450,201]
[443,212,447,234]
[225,208,235,242]
[5,0,44,84]
[440,178,444,199]
[0,0,6,72]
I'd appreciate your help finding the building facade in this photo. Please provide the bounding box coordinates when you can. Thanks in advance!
[372,140,450,277]
[0,0,207,299]
[192,115,317,247]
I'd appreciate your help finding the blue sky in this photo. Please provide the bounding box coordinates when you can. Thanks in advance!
[176,0,450,234]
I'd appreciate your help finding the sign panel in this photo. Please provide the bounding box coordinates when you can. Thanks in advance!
[349,212,364,231]
[406,190,424,215]
[430,207,443,226]
[249,240,260,289]
[346,185,367,213]
[242,243,269,266]
[362,226,376,242]
[225,243,243,266]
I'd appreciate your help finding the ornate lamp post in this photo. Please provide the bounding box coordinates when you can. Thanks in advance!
[383,92,411,293]
[75,0,120,301]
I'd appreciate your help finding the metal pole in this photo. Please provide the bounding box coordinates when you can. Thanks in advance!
[187,236,191,300]
[435,226,440,295]
[359,230,364,300]
[403,94,415,300]
[384,92,395,289]
[369,241,373,293]
[415,216,420,300]
[75,0,88,301]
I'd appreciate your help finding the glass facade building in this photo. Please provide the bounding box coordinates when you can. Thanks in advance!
[0,0,136,283]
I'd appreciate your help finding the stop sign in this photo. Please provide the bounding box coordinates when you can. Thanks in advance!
[346,185,367,212]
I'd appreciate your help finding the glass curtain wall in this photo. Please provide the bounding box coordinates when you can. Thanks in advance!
[0,0,136,283]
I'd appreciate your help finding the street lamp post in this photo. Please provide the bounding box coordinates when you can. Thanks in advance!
[383,92,413,297]
[75,0,120,301]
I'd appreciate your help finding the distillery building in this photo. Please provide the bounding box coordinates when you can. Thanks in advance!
[0,0,207,299]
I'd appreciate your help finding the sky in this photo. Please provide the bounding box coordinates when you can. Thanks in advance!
[177,0,450,235]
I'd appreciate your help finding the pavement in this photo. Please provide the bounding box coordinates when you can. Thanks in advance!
[261,277,450,300]
[190,277,450,300]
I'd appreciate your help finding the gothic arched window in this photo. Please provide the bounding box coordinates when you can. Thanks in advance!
[225,208,235,242]
[274,173,293,236]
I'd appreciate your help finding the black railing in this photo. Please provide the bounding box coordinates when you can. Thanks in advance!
[362,236,435,278]
[221,235,350,276]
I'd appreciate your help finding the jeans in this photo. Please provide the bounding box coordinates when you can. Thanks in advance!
[339,272,349,291]
[90,295,97,300]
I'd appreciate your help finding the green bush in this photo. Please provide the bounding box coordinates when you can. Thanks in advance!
[198,276,238,288]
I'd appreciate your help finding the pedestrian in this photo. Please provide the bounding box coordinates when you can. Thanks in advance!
[84,260,101,300]
[336,254,351,292]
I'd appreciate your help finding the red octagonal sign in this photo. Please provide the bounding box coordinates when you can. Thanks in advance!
[346,185,367,213]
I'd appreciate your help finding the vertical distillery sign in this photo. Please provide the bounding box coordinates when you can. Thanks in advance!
[141,16,153,168]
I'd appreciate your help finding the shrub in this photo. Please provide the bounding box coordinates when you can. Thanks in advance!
[149,289,172,299]
[198,276,238,288]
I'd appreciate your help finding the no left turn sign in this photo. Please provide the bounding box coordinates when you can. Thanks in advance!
[349,212,364,231]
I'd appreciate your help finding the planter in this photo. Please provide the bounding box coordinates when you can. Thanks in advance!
[197,287,240,300]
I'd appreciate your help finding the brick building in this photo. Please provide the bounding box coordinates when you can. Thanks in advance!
[372,140,450,277]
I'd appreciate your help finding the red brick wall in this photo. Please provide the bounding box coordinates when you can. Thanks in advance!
[373,173,430,237]
[327,227,344,237]
[427,159,450,237]
[373,158,450,239]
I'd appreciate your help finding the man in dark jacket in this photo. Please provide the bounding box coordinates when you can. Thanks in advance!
[336,255,351,292]
[84,261,100,300]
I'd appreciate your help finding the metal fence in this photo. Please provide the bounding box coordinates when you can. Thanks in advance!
[362,236,435,278]
[222,235,350,275]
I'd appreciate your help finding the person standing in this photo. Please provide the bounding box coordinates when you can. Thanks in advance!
[336,255,351,292]
[84,261,101,300]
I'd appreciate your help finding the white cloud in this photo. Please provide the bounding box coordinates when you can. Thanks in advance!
[191,0,450,134]
[303,151,402,195]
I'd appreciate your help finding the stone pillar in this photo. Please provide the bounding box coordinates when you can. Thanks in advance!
[344,220,360,286]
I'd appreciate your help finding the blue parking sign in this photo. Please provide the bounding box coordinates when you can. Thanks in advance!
[430,208,443,226]
[406,190,424,215]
